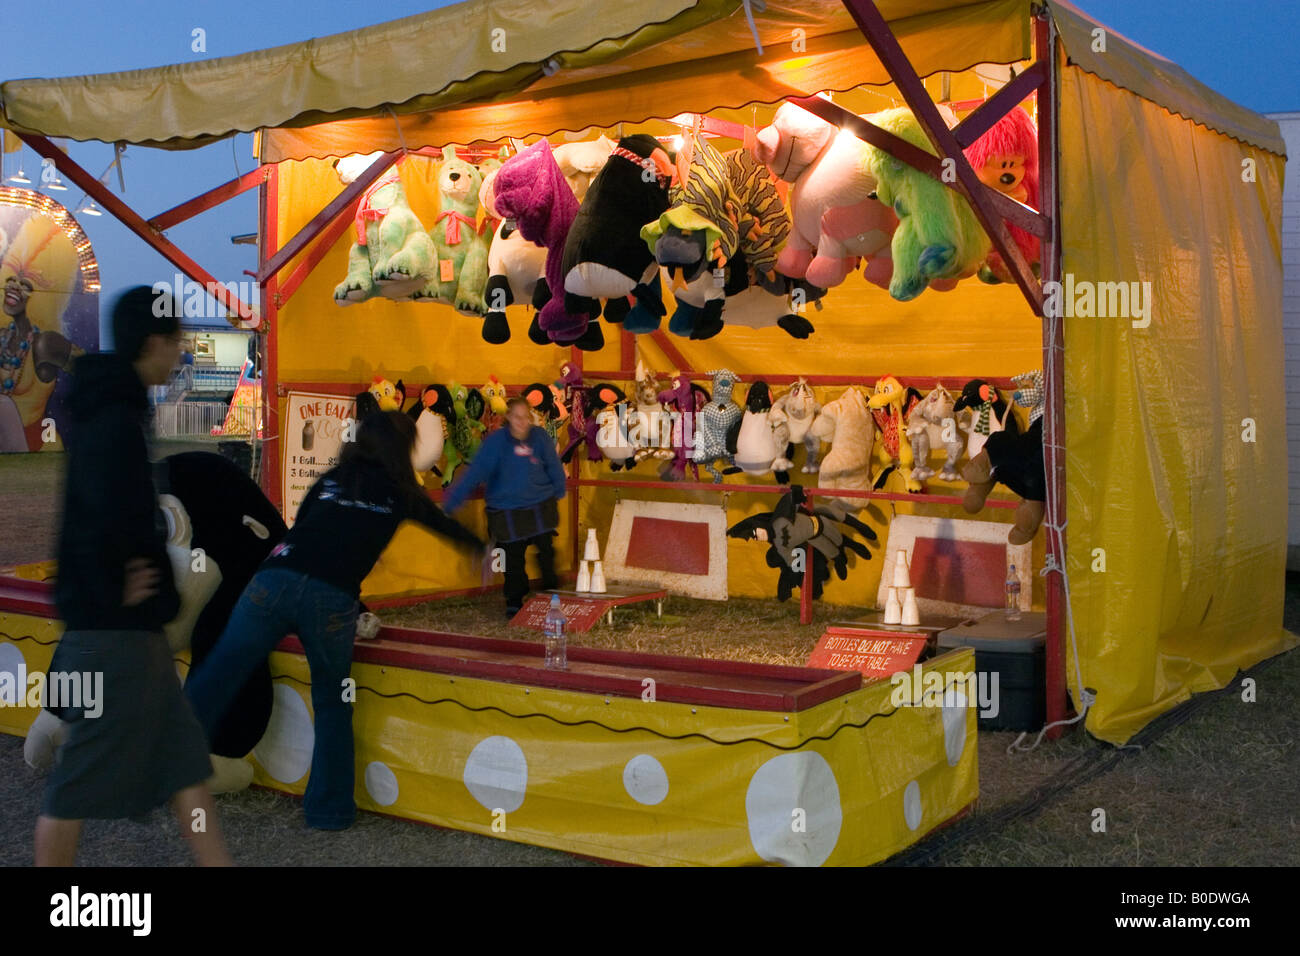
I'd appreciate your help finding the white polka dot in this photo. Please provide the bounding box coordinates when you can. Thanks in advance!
[365,761,400,807]
[623,754,669,806]
[903,780,923,831]
[942,691,968,767]
[745,752,842,867]
[0,644,25,704]
[464,736,528,813]
[253,683,314,784]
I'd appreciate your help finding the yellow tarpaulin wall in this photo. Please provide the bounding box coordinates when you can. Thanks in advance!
[1058,66,1295,743]
[273,152,1045,607]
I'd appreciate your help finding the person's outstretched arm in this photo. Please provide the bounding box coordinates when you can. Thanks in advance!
[403,487,485,549]
[442,434,497,513]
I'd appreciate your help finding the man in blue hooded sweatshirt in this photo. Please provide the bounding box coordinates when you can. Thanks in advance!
[443,396,567,615]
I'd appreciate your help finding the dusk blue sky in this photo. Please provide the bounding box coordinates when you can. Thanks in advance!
[3,0,1295,345]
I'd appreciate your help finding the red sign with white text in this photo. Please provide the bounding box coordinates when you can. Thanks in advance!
[807,628,929,679]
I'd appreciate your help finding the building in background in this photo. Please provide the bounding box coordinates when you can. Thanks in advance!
[1270,112,1299,567]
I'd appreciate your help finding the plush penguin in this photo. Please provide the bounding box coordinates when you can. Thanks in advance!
[726,381,793,482]
[692,368,744,483]
[407,385,448,482]
[562,134,675,332]
[588,385,640,470]
[953,378,1020,460]
[962,370,1045,544]
[24,452,287,793]
[520,382,567,450]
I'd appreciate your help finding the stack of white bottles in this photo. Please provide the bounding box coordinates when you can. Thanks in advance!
[884,549,920,626]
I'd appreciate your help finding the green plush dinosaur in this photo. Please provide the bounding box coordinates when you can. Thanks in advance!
[333,158,437,305]
[440,380,487,486]
[412,146,490,316]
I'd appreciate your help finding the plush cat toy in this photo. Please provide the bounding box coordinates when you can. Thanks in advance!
[411,146,490,315]
[563,133,675,332]
[810,386,877,511]
[725,381,793,482]
[907,384,964,481]
[866,108,991,301]
[752,102,895,289]
[770,377,823,473]
[657,370,710,481]
[953,378,1020,461]
[964,105,1040,285]
[25,453,287,794]
[693,368,744,483]
[333,155,437,305]
[489,139,603,350]
[962,370,1045,544]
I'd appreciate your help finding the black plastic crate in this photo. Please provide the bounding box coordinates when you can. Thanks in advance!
[937,611,1046,732]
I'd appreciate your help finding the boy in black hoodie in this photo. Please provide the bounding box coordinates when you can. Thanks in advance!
[36,286,231,866]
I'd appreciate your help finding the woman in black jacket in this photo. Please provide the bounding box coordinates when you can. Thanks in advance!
[184,410,482,830]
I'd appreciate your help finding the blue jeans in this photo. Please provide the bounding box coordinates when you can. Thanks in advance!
[185,567,360,829]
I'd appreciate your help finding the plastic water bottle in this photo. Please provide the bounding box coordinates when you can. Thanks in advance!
[1005,564,1022,622]
[543,594,568,670]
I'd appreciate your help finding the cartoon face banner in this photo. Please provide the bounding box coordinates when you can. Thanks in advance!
[0,188,100,453]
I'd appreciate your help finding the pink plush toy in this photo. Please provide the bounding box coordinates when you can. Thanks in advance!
[752,102,894,290]
[490,139,601,348]
[963,104,1040,284]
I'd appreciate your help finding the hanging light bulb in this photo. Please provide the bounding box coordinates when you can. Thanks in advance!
[5,153,31,185]
[77,198,102,217]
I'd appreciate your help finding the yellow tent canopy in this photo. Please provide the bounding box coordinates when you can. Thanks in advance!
[1,0,1291,747]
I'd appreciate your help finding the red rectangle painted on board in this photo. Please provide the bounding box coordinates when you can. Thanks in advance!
[909,537,1006,607]
[807,628,928,678]
[624,516,711,575]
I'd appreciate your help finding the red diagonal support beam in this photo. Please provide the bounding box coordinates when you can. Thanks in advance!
[17,132,257,321]
[649,329,694,374]
[275,194,362,307]
[789,95,1047,239]
[148,166,270,231]
[840,0,1043,314]
[256,149,400,283]
[952,61,1047,149]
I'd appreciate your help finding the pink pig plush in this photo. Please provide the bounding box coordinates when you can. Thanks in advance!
[752,102,895,289]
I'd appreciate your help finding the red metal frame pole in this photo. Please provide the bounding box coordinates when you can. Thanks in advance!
[16,132,258,321]
[570,346,583,574]
[260,163,283,508]
[1034,10,1069,738]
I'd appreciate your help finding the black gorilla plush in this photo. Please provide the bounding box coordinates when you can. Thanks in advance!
[728,486,880,601]
[159,451,287,759]
[26,451,287,788]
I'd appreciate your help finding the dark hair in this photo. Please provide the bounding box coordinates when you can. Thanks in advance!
[112,285,180,362]
[339,411,419,494]
[505,396,530,414]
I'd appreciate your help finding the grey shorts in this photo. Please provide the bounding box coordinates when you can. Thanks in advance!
[41,629,213,820]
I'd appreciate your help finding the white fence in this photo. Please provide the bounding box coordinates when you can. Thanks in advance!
[154,402,231,438]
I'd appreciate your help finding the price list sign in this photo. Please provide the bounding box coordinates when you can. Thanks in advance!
[283,391,355,525]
